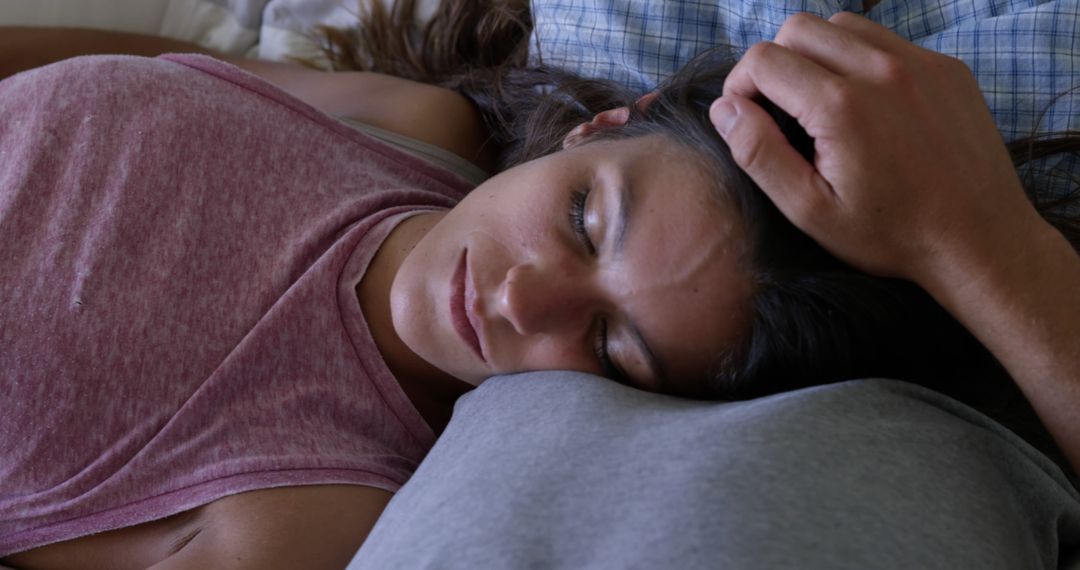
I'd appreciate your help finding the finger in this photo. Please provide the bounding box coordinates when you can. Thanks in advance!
[722,40,841,122]
[710,93,833,225]
[635,91,659,112]
[826,11,912,53]
[773,12,893,76]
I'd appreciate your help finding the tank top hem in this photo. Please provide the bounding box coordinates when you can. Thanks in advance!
[0,467,400,558]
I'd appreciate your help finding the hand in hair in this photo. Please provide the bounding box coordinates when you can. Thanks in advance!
[711,11,1080,476]
[711,11,1040,283]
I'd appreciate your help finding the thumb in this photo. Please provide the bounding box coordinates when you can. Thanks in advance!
[710,94,827,221]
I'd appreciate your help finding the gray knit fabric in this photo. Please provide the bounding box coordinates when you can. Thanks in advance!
[350,374,1080,569]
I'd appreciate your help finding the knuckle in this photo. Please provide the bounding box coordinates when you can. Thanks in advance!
[775,13,819,45]
[730,130,764,171]
[784,12,820,32]
[726,122,768,173]
[821,79,857,109]
[873,53,912,84]
[773,24,790,44]
[744,40,778,64]
[827,11,861,26]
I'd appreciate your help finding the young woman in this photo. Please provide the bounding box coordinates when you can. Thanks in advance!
[1,7,1078,570]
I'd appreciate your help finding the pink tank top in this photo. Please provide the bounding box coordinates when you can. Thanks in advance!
[0,53,471,556]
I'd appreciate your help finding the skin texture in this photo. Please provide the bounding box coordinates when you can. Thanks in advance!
[711,12,1080,475]
[371,134,753,397]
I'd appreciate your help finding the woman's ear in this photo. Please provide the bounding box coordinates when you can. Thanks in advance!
[561,92,659,149]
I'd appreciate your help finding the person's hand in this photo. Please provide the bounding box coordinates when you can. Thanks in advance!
[710,12,1048,286]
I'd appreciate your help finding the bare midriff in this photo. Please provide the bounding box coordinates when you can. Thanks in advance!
[2,485,393,570]
[2,509,200,570]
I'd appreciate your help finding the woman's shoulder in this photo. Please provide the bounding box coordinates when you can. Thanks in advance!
[219,57,499,172]
[3,485,392,570]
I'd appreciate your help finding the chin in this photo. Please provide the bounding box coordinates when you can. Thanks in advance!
[446,367,487,388]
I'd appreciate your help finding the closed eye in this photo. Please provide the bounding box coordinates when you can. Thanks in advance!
[568,188,626,384]
[593,318,626,383]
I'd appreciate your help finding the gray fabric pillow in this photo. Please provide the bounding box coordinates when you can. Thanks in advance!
[349,373,1080,569]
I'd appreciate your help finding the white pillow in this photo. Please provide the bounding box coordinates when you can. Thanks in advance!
[0,0,172,34]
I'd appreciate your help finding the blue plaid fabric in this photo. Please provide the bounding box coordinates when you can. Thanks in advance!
[529,0,1080,201]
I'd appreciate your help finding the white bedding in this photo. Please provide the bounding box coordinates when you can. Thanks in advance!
[0,0,436,66]
[0,0,173,35]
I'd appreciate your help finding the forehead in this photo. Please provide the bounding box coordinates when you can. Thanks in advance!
[575,133,713,176]
[566,134,728,224]
[581,136,752,391]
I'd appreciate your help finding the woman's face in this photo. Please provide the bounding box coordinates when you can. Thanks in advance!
[391,134,752,395]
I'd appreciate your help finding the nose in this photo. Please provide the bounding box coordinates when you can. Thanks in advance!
[497,262,596,335]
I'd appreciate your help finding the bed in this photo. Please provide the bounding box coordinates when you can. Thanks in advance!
[2,0,1078,568]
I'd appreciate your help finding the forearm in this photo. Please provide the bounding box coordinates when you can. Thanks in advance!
[919,216,1080,474]
[0,26,218,80]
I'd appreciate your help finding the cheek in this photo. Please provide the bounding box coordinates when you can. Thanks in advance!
[456,191,561,253]
[516,335,595,374]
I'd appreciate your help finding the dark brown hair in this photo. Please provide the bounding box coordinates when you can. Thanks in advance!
[315,1,1080,469]
[312,0,530,79]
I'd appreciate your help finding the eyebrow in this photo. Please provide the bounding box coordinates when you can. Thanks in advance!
[609,178,668,389]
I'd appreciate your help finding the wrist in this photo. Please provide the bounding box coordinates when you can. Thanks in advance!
[916,212,1072,314]
[907,208,1080,476]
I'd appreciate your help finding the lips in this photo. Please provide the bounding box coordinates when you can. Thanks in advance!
[451,249,486,361]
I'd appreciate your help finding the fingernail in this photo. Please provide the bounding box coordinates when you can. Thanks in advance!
[710,99,738,137]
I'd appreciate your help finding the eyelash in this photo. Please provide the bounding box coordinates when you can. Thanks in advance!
[568,189,595,255]
[568,189,621,381]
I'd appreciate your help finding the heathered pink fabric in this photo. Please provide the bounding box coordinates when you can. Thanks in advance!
[0,54,471,556]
